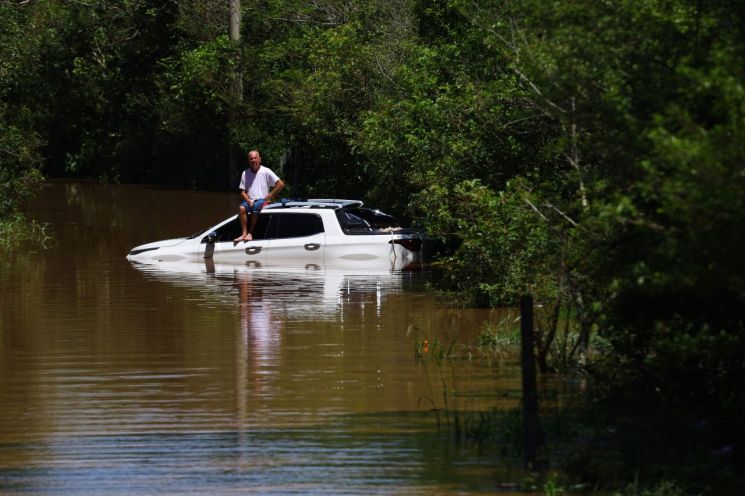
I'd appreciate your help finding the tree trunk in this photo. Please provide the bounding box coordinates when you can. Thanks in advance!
[228,0,242,189]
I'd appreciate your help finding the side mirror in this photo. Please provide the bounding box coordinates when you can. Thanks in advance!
[207,231,217,243]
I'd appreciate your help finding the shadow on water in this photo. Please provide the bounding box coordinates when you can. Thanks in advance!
[0,181,533,495]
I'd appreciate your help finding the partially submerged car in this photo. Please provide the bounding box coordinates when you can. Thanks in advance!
[126,199,425,271]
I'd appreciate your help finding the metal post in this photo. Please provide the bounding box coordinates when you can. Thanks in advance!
[521,293,541,469]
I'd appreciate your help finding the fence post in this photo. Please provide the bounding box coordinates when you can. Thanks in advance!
[521,293,541,469]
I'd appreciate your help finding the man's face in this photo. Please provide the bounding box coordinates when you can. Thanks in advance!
[248,152,261,172]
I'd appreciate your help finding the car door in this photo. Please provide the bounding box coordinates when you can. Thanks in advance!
[201,214,275,266]
[263,212,325,267]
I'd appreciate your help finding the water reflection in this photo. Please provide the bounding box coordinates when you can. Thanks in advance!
[235,269,282,433]
[131,259,421,323]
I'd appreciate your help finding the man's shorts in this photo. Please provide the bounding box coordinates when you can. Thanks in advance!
[240,198,266,213]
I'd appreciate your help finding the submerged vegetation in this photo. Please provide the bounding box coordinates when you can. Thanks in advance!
[2,0,744,492]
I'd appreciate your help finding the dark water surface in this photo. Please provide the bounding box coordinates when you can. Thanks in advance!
[0,182,528,495]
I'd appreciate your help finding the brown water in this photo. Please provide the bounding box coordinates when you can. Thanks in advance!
[0,181,529,495]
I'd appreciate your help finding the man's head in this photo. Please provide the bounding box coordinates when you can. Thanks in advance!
[248,150,261,172]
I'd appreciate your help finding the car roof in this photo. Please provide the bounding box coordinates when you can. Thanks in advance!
[264,199,363,210]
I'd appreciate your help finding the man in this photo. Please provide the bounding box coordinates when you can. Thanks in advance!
[234,150,285,242]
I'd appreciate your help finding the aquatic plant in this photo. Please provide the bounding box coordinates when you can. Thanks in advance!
[0,213,50,251]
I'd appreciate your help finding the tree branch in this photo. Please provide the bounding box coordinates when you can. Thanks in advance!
[523,197,547,221]
[543,202,578,227]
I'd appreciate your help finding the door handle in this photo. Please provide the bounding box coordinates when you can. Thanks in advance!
[245,246,262,255]
[304,243,321,251]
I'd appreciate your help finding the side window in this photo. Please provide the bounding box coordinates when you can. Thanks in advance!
[207,217,241,242]
[275,213,324,238]
[252,214,273,240]
[202,214,274,243]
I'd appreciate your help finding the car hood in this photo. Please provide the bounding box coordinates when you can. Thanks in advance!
[128,237,189,254]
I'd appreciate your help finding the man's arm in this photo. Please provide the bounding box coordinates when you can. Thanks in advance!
[265,179,285,201]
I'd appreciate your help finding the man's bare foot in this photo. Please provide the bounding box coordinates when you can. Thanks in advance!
[233,235,246,243]
[244,233,253,242]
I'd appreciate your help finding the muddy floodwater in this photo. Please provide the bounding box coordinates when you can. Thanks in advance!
[0,181,533,495]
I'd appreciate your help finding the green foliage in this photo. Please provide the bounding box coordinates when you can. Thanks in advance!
[0,102,44,218]
[417,177,561,307]
[240,0,422,197]
[10,1,187,183]
[153,35,235,187]
[564,0,744,428]
[0,3,44,219]
[376,0,744,489]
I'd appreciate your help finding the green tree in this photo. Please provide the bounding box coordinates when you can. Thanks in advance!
[0,2,44,221]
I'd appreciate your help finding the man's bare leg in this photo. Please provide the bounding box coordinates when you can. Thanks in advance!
[234,206,248,243]
[245,212,258,241]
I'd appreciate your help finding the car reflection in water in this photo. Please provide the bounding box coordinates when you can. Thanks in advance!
[129,257,422,323]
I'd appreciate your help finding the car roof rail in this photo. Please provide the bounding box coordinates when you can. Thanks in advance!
[264,198,364,210]
[308,199,364,208]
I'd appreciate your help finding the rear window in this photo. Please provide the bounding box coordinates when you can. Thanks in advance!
[337,210,371,233]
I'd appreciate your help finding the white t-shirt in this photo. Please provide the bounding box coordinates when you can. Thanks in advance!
[239,166,280,199]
